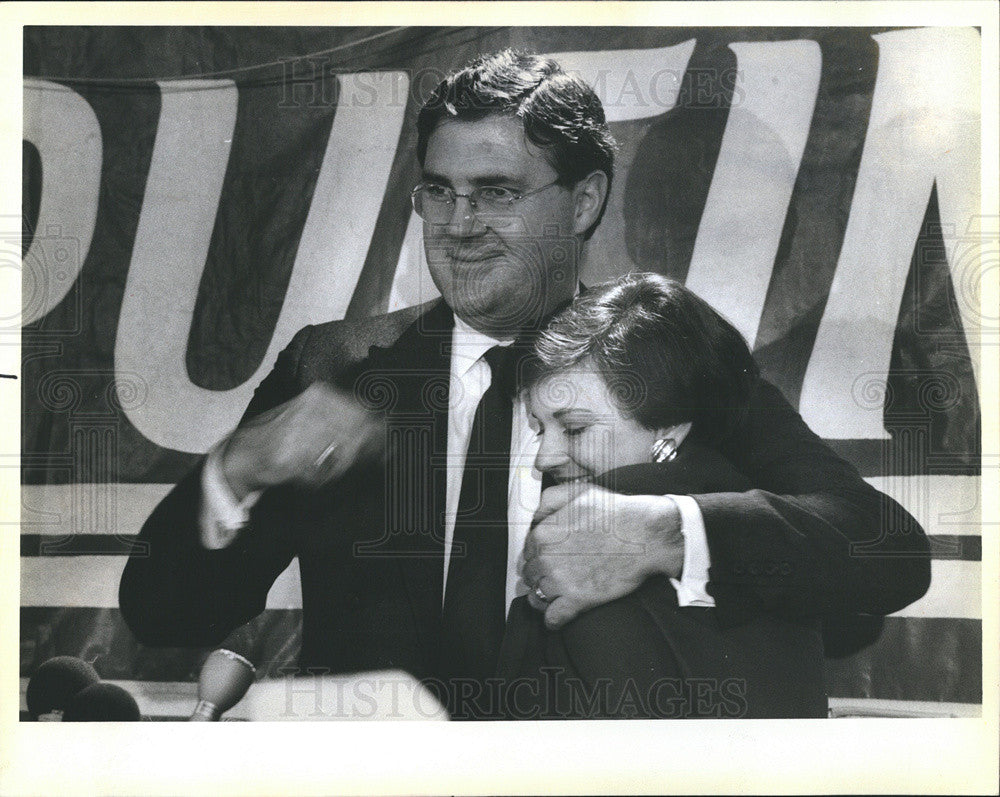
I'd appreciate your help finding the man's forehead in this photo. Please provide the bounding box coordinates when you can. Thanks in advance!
[422,116,556,184]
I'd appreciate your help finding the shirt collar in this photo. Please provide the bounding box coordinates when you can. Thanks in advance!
[451,315,515,379]
[449,281,583,378]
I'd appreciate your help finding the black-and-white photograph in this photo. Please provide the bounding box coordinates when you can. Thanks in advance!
[3,2,997,794]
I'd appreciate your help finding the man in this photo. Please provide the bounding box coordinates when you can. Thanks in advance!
[119,50,930,718]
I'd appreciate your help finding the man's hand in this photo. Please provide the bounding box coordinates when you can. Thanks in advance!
[522,484,685,629]
[220,382,385,500]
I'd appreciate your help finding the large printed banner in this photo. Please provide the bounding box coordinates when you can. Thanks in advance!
[20,27,984,709]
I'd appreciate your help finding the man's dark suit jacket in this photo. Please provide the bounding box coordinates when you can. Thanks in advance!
[119,299,931,687]
[497,447,827,720]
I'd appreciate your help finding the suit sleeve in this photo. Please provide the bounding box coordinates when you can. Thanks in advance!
[694,379,931,619]
[119,325,316,647]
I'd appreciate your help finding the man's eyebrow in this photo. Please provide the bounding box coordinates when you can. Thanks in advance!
[420,170,452,186]
[470,174,524,187]
[419,171,525,188]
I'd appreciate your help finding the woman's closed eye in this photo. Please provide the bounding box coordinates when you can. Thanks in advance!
[529,423,587,438]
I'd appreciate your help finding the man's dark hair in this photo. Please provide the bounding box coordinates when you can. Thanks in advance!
[524,272,760,446]
[416,49,617,229]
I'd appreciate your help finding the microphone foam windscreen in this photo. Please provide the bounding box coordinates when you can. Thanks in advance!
[26,656,101,720]
[63,682,141,722]
[198,650,256,710]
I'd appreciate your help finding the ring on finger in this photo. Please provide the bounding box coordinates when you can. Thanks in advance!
[533,585,550,603]
[313,440,339,470]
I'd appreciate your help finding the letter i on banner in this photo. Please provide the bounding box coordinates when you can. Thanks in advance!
[684,40,822,348]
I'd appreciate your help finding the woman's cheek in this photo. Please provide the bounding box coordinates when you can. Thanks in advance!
[575,434,598,472]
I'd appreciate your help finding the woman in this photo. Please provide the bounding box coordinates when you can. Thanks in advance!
[497,272,827,719]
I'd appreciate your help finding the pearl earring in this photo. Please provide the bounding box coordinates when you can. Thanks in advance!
[651,437,678,463]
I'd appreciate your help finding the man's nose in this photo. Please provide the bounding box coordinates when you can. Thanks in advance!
[533,430,570,474]
[446,196,485,237]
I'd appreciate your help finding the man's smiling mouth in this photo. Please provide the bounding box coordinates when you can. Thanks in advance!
[448,248,504,263]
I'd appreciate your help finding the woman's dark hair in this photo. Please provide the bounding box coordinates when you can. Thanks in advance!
[416,49,617,232]
[525,272,759,446]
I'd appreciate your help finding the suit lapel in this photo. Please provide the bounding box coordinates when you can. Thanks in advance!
[359,301,453,668]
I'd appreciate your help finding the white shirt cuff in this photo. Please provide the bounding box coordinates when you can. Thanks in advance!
[199,441,262,550]
[668,494,715,607]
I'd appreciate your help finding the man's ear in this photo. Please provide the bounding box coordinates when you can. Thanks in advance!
[571,170,609,236]
[655,421,693,447]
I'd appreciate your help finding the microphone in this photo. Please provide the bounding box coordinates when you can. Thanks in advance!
[63,682,141,721]
[26,656,100,720]
[189,649,256,721]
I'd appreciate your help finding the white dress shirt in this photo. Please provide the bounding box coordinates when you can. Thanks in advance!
[200,315,715,612]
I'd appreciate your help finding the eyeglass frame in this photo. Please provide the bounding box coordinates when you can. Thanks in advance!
[409,179,564,226]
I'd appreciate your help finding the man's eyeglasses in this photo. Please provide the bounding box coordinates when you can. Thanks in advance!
[410,180,562,228]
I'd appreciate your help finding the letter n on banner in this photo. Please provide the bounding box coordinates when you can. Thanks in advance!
[800,28,982,440]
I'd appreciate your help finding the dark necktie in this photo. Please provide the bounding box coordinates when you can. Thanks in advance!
[439,345,517,695]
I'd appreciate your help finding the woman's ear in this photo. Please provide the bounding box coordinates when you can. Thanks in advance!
[571,170,609,235]
[655,421,693,447]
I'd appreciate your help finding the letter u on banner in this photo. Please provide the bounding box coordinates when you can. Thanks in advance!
[115,73,408,453]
